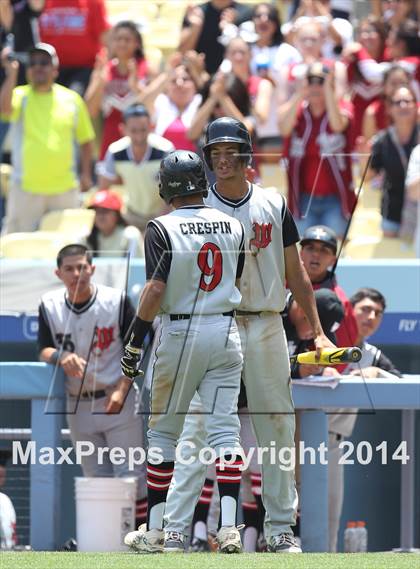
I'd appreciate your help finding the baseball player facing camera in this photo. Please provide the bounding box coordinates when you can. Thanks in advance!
[122,150,247,554]
[161,118,336,554]
[38,244,147,527]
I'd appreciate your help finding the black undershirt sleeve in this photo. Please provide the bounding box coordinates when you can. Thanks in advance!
[120,295,137,343]
[374,350,402,377]
[144,221,172,282]
[282,207,301,247]
[37,304,55,353]
[236,223,246,279]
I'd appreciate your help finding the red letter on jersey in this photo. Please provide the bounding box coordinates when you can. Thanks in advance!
[197,242,223,292]
[250,222,272,249]
[93,327,115,352]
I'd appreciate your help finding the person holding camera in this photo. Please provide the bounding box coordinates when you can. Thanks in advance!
[279,61,355,239]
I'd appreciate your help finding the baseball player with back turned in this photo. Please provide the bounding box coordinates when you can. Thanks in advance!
[160,117,336,553]
[121,150,247,554]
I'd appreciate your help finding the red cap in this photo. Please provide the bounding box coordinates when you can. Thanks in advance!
[89,190,122,212]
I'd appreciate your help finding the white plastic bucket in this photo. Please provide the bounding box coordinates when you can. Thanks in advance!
[75,477,137,551]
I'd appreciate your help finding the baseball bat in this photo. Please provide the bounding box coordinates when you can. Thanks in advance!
[289,347,362,366]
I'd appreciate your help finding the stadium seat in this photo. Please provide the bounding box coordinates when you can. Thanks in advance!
[0,231,74,259]
[158,2,190,26]
[144,46,163,71]
[343,236,416,259]
[39,209,95,238]
[106,1,158,25]
[347,209,382,240]
[142,22,181,51]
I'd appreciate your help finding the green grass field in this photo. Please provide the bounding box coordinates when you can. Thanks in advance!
[0,552,417,569]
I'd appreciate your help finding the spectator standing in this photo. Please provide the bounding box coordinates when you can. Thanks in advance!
[85,190,144,259]
[250,2,302,159]
[0,0,45,86]
[85,20,151,159]
[372,0,418,30]
[279,63,355,238]
[0,0,44,199]
[97,104,174,232]
[0,43,94,234]
[385,20,420,86]
[39,0,109,95]
[282,0,354,61]
[38,243,147,528]
[343,16,387,146]
[361,64,412,141]
[223,37,272,146]
[404,143,420,255]
[188,71,253,144]
[140,55,202,152]
[364,86,419,237]
[179,0,253,74]
[277,21,348,108]
[251,3,301,74]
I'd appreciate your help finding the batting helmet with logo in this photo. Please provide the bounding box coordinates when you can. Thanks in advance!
[159,150,208,204]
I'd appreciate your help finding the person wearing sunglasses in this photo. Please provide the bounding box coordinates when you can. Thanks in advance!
[0,42,94,234]
[279,61,355,239]
[363,85,419,238]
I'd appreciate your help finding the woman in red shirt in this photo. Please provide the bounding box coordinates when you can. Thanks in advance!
[279,62,355,239]
[344,16,387,147]
[139,53,202,152]
[85,20,153,159]
[361,64,412,141]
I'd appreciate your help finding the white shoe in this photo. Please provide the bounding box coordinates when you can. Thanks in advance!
[164,530,185,553]
[124,523,164,554]
[216,525,243,554]
[268,533,302,553]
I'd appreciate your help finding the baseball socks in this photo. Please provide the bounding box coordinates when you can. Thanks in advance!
[250,471,266,550]
[146,460,174,530]
[215,455,243,527]
[135,497,148,528]
[192,478,215,542]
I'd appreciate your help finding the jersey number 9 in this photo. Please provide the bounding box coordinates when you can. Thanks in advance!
[197,242,223,292]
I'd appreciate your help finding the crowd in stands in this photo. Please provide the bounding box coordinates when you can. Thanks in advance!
[0,0,419,256]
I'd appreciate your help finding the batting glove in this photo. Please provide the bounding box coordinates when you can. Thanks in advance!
[121,343,144,379]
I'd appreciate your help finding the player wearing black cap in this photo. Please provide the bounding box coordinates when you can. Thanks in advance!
[300,225,358,349]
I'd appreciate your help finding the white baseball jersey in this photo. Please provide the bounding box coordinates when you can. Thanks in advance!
[40,284,128,395]
[205,183,300,312]
[145,205,244,315]
[0,493,16,549]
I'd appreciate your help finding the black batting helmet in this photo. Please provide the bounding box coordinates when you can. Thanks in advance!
[159,150,208,204]
[202,117,252,170]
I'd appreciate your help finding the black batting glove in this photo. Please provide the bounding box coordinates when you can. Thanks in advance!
[121,342,144,379]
